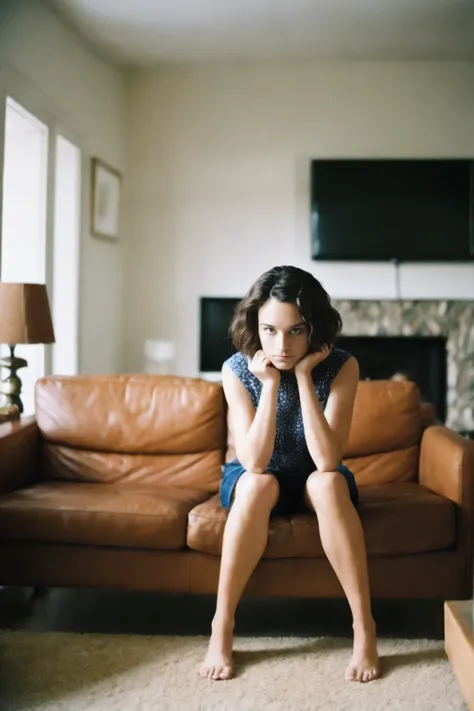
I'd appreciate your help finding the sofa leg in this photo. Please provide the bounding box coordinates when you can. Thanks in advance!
[434,601,445,639]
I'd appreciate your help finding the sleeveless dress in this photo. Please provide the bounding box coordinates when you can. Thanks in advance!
[220,347,359,517]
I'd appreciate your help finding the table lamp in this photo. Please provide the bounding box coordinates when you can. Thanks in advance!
[0,283,55,414]
[144,339,176,375]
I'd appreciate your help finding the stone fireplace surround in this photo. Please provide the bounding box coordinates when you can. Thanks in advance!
[333,300,474,432]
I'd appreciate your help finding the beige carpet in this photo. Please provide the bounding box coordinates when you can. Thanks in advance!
[0,630,467,711]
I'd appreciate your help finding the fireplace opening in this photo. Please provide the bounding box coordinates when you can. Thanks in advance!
[199,298,449,423]
[335,335,447,423]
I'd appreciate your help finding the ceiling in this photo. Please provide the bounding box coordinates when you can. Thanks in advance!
[46,0,474,65]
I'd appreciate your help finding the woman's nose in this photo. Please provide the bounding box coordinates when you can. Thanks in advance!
[276,334,289,353]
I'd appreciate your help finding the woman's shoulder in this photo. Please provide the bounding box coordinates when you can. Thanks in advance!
[330,346,354,367]
[223,352,261,393]
[223,351,250,379]
[314,346,356,380]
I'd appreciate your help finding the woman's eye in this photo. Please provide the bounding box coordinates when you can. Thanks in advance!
[264,327,275,334]
[291,328,302,335]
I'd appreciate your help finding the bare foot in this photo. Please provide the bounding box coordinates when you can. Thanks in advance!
[345,617,381,683]
[199,616,235,681]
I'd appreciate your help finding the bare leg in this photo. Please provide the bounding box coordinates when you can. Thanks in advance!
[200,472,279,680]
[304,471,380,683]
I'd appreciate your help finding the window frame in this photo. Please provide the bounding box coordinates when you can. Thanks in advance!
[0,61,84,383]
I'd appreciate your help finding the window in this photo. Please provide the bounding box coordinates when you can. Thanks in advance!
[52,135,81,376]
[1,96,81,415]
[1,97,48,415]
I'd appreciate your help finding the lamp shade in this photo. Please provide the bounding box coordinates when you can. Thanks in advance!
[0,283,55,345]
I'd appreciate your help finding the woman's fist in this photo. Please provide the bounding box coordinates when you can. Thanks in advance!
[294,344,331,378]
[249,350,281,385]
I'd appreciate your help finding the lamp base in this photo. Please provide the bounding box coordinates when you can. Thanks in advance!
[0,345,27,414]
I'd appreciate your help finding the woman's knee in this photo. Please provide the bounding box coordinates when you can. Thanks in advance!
[305,469,347,501]
[233,471,280,508]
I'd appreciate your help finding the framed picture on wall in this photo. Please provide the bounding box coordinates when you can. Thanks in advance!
[90,157,122,241]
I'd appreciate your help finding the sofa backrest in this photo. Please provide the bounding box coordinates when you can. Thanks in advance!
[35,375,225,493]
[225,379,422,485]
[36,374,422,491]
[342,379,422,484]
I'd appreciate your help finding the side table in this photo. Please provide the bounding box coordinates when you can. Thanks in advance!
[445,600,474,710]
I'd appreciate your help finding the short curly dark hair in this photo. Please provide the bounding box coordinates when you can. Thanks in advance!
[229,265,343,357]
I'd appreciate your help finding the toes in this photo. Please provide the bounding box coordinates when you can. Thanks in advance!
[360,668,380,683]
[211,666,232,681]
[346,667,364,682]
[346,660,380,683]
[200,662,233,681]
[346,665,380,682]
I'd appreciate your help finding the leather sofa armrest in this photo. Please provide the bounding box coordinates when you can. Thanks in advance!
[419,425,474,596]
[0,416,40,495]
[419,425,474,506]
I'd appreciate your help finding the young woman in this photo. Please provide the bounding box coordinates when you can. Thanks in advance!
[200,265,380,683]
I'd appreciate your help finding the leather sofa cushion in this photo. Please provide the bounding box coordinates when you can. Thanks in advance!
[0,482,208,550]
[41,443,222,493]
[187,483,455,559]
[344,380,421,457]
[342,445,419,485]
[35,375,225,454]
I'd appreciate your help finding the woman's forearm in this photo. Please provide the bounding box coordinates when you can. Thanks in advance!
[238,380,279,473]
[296,373,342,471]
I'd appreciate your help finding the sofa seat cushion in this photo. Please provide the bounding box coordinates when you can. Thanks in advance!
[0,482,208,550]
[186,483,456,559]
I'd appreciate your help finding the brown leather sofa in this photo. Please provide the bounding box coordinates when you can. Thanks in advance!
[0,374,473,602]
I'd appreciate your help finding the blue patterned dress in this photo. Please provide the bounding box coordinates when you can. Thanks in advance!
[220,347,359,516]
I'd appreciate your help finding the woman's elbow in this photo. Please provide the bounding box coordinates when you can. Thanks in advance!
[241,460,268,474]
[313,452,342,472]
[249,465,268,474]
[317,461,340,473]
[236,452,268,474]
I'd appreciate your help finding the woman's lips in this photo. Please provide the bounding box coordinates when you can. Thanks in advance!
[274,355,292,360]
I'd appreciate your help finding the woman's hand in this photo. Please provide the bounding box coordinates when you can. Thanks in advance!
[294,344,331,378]
[249,350,281,385]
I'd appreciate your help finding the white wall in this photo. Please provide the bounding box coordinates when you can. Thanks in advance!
[0,0,127,374]
[124,61,474,377]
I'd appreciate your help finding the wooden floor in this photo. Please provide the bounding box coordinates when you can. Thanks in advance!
[0,587,445,639]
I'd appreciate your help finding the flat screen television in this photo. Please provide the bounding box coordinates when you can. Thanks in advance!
[200,297,240,373]
[310,159,474,261]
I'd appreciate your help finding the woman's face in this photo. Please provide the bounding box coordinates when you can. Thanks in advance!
[257,298,310,370]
